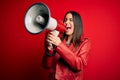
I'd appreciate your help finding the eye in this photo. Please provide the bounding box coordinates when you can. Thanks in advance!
[70,18,73,22]
[64,18,67,22]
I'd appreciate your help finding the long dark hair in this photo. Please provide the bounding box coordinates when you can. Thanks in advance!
[62,11,84,50]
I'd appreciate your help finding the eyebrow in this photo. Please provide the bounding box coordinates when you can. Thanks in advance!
[65,17,73,20]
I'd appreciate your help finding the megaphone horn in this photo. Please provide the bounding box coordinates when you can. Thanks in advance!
[24,2,66,34]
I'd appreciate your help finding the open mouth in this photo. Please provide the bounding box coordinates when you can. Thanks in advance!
[66,24,71,30]
[66,26,71,32]
[66,27,71,29]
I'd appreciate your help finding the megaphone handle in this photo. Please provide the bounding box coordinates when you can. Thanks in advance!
[45,41,56,57]
[48,42,53,49]
[48,30,59,49]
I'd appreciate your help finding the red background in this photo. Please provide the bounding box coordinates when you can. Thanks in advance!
[0,0,120,80]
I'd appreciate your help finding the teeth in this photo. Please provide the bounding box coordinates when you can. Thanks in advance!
[66,27,71,29]
[66,24,71,29]
[66,26,71,29]
[66,24,71,30]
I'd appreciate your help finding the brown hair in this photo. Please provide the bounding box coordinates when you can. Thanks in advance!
[62,11,84,50]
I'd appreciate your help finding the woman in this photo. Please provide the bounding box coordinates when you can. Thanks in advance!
[42,11,91,80]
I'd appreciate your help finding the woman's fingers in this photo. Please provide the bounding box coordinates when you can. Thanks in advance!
[46,32,61,46]
[47,36,55,44]
[48,33,56,38]
[47,33,56,42]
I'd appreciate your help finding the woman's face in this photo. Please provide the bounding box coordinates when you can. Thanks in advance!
[64,13,74,36]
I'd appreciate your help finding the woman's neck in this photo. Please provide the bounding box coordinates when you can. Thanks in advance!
[67,35,73,43]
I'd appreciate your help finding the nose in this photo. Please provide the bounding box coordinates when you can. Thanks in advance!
[64,20,70,26]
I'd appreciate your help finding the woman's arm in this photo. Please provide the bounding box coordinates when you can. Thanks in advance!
[56,39,91,71]
[42,49,55,69]
[42,33,56,69]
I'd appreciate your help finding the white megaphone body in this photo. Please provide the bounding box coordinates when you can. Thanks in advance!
[24,2,66,36]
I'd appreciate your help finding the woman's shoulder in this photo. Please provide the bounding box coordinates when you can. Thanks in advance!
[74,38,91,54]
[85,38,90,41]
[81,38,91,48]
[82,38,91,43]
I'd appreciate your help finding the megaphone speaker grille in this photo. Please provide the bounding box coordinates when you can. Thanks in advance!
[24,2,50,34]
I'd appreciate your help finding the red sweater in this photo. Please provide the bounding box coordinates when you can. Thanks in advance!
[42,38,91,80]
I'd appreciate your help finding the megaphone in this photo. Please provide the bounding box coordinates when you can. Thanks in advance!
[24,2,66,35]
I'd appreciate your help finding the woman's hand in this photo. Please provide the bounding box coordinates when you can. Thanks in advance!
[46,31,61,47]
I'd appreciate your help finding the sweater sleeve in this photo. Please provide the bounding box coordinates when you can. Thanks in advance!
[42,31,57,69]
[42,48,56,69]
[56,39,91,71]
